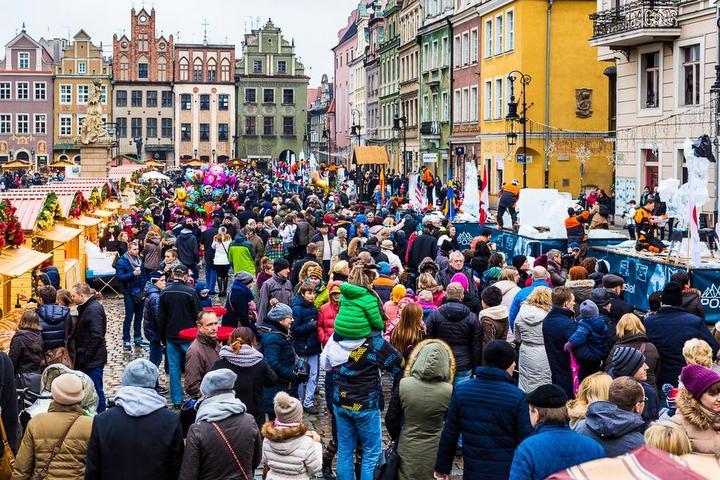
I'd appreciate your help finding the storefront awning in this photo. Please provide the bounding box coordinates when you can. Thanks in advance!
[352,146,389,166]
[0,247,51,279]
[35,225,82,243]
[66,215,101,227]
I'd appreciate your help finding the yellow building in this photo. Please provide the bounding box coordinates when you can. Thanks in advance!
[53,30,112,164]
[477,0,613,199]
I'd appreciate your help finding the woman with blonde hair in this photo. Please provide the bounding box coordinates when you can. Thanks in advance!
[417,272,444,307]
[682,338,714,369]
[567,372,612,428]
[329,260,350,283]
[643,421,692,455]
[514,286,553,392]
[493,267,521,309]
[346,237,363,260]
[331,228,348,259]
[605,313,660,389]
[388,302,425,359]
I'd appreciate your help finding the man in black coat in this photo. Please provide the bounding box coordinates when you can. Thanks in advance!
[71,282,108,412]
[602,274,633,322]
[200,217,221,294]
[85,359,184,480]
[175,220,200,277]
[0,352,17,452]
[407,222,438,272]
[158,265,202,407]
[542,287,578,398]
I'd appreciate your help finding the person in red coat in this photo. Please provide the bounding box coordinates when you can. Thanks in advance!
[318,282,342,346]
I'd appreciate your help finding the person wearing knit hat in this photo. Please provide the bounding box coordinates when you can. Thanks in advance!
[671,364,720,454]
[262,392,323,479]
[261,299,299,420]
[661,281,683,307]
[601,274,633,322]
[512,255,530,286]
[608,346,660,424]
[563,300,607,380]
[256,257,293,328]
[51,373,84,405]
[510,384,605,479]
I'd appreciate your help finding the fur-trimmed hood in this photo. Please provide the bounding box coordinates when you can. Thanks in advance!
[261,421,309,442]
[565,279,596,289]
[404,338,456,384]
[676,389,720,432]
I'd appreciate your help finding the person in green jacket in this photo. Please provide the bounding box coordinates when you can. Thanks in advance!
[333,265,386,339]
[227,233,256,276]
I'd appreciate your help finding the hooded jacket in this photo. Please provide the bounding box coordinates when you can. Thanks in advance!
[257,274,294,327]
[542,306,578,398]
[184,333,221,399]
[333,283,386,339]
[670,389,720,454]
[142,235,163,271]
[494,279,521,311]
[175,228,200,267]
[425,300,482,373]
[261,422,322,480]
[514,304,552,393]
[575,401,645,457]
[37,303,71,352]
[317,300,339,346]
[480,305,510,351]
[567,315,608,362]
[291,293,321,356]
[85,387,184,480]
[222,277,254,328]
[509,280,551,331]
[227,233,256,275]
[74,295,107,370]
[260,319,297,413]
[143,281,161,342]
[9,329,43,374]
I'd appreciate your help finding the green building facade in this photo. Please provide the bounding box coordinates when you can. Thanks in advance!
[235,19,309,168]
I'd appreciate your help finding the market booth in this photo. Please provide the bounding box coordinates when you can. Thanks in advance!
[0,246,52,315]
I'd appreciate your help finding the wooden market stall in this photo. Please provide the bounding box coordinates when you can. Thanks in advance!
[0,246,52,316]
[34,225,83,288]
[65,215,101,274]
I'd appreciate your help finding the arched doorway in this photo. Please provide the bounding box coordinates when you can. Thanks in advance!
[73,155,81,164]
[217,155,229,163]
[15,150,29,162]
[278,150,295,163]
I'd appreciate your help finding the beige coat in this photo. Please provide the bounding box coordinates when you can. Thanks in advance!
[671,389,720,455]
[12,403,93,480]
[261,423,322,480]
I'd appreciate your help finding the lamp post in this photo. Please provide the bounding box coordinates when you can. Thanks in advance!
[506,70,532,188]
[31,148,35,171]
[711,2,720,223]
[393,113,408,175]
[321,123,330,164]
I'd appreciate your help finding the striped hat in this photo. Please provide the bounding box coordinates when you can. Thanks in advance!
[611,347,645,377]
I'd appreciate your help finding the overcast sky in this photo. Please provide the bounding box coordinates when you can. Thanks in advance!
[2,0,359,86]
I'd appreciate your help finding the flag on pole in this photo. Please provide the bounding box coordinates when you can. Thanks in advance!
[479,163,489,224]
[445,182,456,221]
[380,166,386,203]
[688,149,701,267]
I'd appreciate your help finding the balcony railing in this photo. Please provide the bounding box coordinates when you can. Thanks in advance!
[420,121,441,136]
[590,0,679,40]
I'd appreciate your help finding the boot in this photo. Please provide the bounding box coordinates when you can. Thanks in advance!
[321,459,336,479]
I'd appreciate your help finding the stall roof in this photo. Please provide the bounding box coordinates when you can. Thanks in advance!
[25,189,76,217]
[66,215,101,227]
[109,165,145,181]
[352,146,389,166]
[35,225,82,243]
[0,246,51,278]
[0,192,48,231]
[103,200,122,211]
[88,209,112,218]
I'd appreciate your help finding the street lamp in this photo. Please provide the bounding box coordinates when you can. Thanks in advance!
[321,124,330,163]
[506,70,532,188]
[31,148,35,170]
[393,113,408,175]
[350,109,362,144]
[212,148,216,163]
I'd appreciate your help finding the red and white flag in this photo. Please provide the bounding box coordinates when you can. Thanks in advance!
[479,163,489,224]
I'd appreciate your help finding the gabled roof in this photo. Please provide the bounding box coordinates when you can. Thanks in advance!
[334,22,358,50]
[5,30,42,50]
[73,29,91,40]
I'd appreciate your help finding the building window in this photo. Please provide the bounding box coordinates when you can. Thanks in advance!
[484,20,493,58]
[158,57,167,81]
[34,114,46,135]
[218,94,229,110]
[218,123,229,141]
[0,82,9,100]
[253,60,262,73]
[131,90,142,107]
[263,89,274,103]
[462,33,469,65]
[161,118,172,138]
[162,91,173,107]
[245,88,256,103]
[179,58,189,81]
[131,117,142,138]
[60,85,72,104]
[282,117,294,135]
[119,57,129,80]
[77,84,89,104]
[453,36,461,67]
[495,15,503,55]
[137,34,149,52]
[16,114,29,134]
[146,90,158,107]
[181,94,191,110]
[34,82,46,101]
[221,60,231,82]
[681,44,701,106]
[138,63,148,79]
[461,88,469,122]
[78,62,86,74]
[207,59,217,82]
[0,115,10,134]
[470,29,479,63]
[263,116,274,136]
[199,123,210,141]
[278,60,287,74]
[116,117,127,137]
[454,89,461,122]
[193,58,203,81]
[18,52,29,69]
[181,123,191,141]
[115,89,126,107]
[77,117,86,137]
[100,84,107,104]
[442,37,449,66]
[245,117,256,135]
[59,115,72,136]
[484,80,492,120]
[200,94,210,110]
[495,78,503,119]
[506,10,514,51]
[470,86,478,121]
[282,89,294,105]
[640,52,660,109]
[16,82,29,100]
[146,118,157,138]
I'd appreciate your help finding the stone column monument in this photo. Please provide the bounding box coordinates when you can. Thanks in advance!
[79,79,113,177]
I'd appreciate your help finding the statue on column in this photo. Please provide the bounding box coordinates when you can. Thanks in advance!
[80,79,109,145]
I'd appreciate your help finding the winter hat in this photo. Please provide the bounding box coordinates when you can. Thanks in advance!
[595,259,610,275]
[273,258,290,272]
[568,266,588,281]
[391,284,407,303]
[533,254,548,268]
[51,373,84,405]
[377,262,392,276]
[611,347,646,377]
[273,391,303,425]
[481,285,503,308]
[235,271,254,285]
[267,302,293,323]
[579,300,599,319]
[602,274,625,289]
[381,240,394,251]
[661,281,683,307]
[483,340,516,370]
[195,280,209,296]
[355,214,368,224]
[590,287,612,307]
[122,359,159,388]
[148,271,164,282]
[450,272,469,290]
[680,364,720,399]
[200,368,237,397]
[308,265,324,279]
[512,255,527,271]
[527,384,568,408]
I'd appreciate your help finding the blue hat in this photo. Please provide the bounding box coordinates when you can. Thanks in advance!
[377,262,391,276]
[569,242,580,250]
[356,214,368,224]
[122,359,159,388]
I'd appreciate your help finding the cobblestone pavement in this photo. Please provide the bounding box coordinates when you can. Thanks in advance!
[100,293,464,479]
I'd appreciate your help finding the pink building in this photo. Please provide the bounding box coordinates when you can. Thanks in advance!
[332,10,359,159]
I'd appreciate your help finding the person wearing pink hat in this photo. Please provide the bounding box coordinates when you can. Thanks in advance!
[670,364,720,454]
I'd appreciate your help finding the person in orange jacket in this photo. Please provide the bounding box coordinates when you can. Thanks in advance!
[497,179,521,229]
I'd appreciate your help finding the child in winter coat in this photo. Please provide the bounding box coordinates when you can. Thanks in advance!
[479,285,509,350]
[195,280,213,308]
[383,284,408,324]
[262,392,322,480]
[291,284,321,413]
[318,282,342,346]
[417,290,438,323]
[564,299,608,380]
[332,266,386,339]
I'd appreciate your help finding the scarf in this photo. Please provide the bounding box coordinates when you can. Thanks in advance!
[218,344,264,367]
[195,392,247,423]
[114,386,166,417]
[123,252,142,269]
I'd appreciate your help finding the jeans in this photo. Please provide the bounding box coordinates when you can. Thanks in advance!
[122,294,143,343]
[204,260,217,293]
[335,408,382,480]
[148,340,163,368]
[497,204,517,228]
[166,340,190,405]
[297,354,319,408]
[83,367,106,413]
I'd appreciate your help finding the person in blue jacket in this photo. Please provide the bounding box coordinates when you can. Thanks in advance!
[434,340,533,480]
[143,271,166,370]
[115,240,148,350]
[509,266,551,330]
[510,384,605,480]
[260,300,298,420]
[194,280,212,308]
[564,299,608,381]
[542,287,578,398]
[223,272,255,329]
[291,283,321,414]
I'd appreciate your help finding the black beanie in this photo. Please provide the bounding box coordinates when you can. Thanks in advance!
[661,281,683,307]
[481,286,503,307]
[273,258,290,272]
[527,384,568,408]
[512,255,527,271]
[483,340,516,370]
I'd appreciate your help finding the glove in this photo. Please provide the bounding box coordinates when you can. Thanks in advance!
[563,342,573,353]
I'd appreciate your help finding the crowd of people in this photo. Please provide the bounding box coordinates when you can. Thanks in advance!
[1,168,719,480]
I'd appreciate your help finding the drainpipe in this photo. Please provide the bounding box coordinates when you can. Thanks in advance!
[544,0,554,188]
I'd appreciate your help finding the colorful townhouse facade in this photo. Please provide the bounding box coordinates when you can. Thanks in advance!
[398,0,422,173]
[378,0,402,173]
[332,10,359,160]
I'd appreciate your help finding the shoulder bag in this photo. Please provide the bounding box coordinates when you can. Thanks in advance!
[43,311,76,369]
[31,415,80,480]
[373,440,400,480]
[0,410,14,479]
[211,422,250,480]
